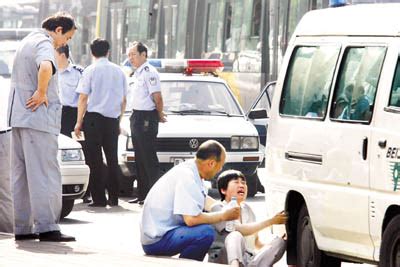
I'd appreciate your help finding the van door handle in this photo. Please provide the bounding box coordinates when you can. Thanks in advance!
[362,137,368,160]
[378,139,387,149]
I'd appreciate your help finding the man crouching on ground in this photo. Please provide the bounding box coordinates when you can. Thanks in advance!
[209,170,288,267]
[140,140,240,261]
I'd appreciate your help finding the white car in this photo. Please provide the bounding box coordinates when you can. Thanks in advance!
[118,59,264,196]
[0,33,89,218]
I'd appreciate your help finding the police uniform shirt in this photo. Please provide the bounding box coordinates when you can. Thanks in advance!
[132,61,161,111]
[59,63,83,108]
[76,57,128,119]
[140,159,207,245]
[8,29,61,135]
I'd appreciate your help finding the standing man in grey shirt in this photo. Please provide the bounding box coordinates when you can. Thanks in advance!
[127,42,166,205]
[74,38,127,207]
[8,12,76,242]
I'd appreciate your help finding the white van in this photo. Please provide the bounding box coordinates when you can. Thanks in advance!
[264,4,400,266]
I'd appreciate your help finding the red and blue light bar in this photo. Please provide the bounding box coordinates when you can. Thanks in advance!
[148,59,224,74]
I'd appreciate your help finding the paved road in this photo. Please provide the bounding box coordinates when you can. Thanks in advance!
[56,192,376,266]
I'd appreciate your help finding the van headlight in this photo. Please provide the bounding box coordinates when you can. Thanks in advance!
[127,136,134,150]
[61,149,84,162]
[231,136,259,150]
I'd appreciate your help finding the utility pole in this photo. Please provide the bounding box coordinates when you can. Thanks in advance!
[96,0,110,39]
[260,0,270,86]
[38,0,50,22]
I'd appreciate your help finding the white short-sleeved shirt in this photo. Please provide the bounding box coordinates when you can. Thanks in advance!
[140,159,207,245]
[131,61,161,111]
[76,57,127,119]
[210,201,257,255]
[58,63,82,107]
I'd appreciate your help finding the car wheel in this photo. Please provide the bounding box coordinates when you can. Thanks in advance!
[247,173,258,197]
[61,199,74,219]
[297,205,341,267]
[256,175,265,193]
[379,215,400,267]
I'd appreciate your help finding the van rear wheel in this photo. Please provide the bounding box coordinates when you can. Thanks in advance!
[297,205,341,267]
[379,215,400,267]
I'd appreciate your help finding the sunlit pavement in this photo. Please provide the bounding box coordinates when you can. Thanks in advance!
[1,168,377,266]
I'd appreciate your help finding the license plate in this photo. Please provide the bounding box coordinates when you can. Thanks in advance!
[172,157,191,166]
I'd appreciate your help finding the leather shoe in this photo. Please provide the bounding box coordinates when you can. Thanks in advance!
[82,195,92,204]
[107,199,119,206]
[39,231,75,242]
[15,233,39,241]
[88,202,106,207]
[128,198,144,204]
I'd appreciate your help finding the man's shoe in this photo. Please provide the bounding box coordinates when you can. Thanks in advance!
[82,195,92,204]
[15,233,39,241]
[107,199,119,207]
[128,198,144,204]
[39,231,76,242]
[88,202,106,207]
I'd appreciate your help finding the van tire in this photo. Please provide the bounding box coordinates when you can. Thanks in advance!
[379,214,400,267]
[297,205,341,267]
[61,199,74,219]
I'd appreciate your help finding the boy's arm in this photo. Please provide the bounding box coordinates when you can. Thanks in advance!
[235,211,287,237]
[204,195,219,212]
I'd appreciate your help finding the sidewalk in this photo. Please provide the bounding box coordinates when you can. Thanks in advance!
[0,233,224,267]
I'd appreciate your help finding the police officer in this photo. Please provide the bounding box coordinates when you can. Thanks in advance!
[74,38,127,207]
[55,44,83,137]
[8,12,76,242]
[55,44,92,203]
[126,42,166,205]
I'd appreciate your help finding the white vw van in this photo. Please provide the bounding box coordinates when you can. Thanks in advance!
[264,4,400,267]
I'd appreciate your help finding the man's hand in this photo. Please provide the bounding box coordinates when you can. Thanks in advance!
[222,206,240,221]
[271,211,288,225]
[74,122,83,139]
[159,111,167,123]
[26,90,48,111]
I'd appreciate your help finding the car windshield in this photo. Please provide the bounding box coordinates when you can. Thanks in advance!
[126,80,243,116]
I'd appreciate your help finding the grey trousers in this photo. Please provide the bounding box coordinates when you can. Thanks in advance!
[225,231,286,267]
[0,131,14,233]
[11,128,61,234]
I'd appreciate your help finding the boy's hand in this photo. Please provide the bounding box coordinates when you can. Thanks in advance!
[272,211,288,225]
[222,206,240,221]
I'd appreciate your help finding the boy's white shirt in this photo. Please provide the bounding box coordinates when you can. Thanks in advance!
[211,200,257,254]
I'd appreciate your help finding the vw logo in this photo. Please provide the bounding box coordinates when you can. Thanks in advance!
[189,139,199,149]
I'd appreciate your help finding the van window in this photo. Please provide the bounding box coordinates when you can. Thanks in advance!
[331,46,386,122]
[389,58,400,107]
[280,45,340,118]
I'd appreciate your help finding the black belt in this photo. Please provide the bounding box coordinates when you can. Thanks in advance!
[0,129,11,134]
[132,109,157,113]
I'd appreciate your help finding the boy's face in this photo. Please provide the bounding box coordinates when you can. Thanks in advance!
[222,177,247,203]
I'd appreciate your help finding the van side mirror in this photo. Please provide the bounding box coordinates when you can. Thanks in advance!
[248,109,268,119]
